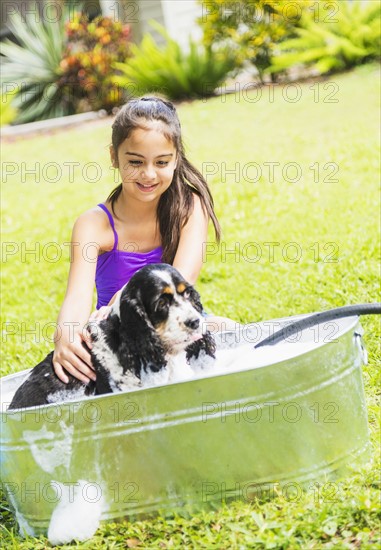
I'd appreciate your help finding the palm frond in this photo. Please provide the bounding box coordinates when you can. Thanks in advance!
[268,0,380,76]
[0,4,70,123]
[113,22,237,100]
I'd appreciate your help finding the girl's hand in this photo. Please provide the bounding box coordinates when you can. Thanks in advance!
[53,330,96,385]
[88,306,112,322]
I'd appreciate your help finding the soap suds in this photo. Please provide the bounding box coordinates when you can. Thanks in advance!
[48,480,104,545]
[23,421,74,474]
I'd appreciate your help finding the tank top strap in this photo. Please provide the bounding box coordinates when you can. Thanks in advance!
[97,203,118,251]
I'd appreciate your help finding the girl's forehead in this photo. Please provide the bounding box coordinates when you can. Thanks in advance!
[121,126,176,151]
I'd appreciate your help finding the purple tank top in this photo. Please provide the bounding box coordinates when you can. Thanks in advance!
[95,204,163,309]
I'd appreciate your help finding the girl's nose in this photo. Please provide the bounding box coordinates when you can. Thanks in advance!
[141,165,156,180]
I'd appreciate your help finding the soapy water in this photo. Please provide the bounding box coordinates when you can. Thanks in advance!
[141,339,319,389]
[197,339,317,375]
[0,336,323,409]
[23,422,74,474]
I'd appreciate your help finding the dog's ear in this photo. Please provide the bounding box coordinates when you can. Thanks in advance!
[118,295,167,376]
[186,330,216,362]
[185,286,215,362]
[86,318,122,394]
[188,287,204,314]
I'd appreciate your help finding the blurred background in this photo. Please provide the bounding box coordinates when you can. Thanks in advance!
[1,0,380,125]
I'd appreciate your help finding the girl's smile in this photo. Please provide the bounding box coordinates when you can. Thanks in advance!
[136,182,160,193]
[111,126,177,203]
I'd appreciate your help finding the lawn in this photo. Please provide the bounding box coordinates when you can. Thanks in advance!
[1,64,380,548]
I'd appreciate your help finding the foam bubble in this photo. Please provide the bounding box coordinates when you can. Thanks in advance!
[48,480,104,545]
[0,390,16,411]
[23,421,74,474]
[188,340,319,379]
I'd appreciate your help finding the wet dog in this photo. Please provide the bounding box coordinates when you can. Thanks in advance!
[8,264,215,409]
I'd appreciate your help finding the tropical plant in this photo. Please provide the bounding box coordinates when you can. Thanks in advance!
[113,21,238,100]
[0,4,131,123]
[0,90,18,126]
[0,7,67,123]
[268,0,381,75]
[197,0,312,82]
[60,12,131,112]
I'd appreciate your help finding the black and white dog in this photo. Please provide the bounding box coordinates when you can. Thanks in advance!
[9,264,216,409]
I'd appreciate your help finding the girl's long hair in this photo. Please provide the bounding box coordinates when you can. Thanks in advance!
[107,96,221,264]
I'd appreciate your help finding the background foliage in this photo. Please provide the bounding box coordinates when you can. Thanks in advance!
[59,12,131,113]
[1,0,380,123]
[113,21,238,101]
[0,6,131,123]
[269,0,381,76]
[0,89,18,127]
[198,0,312,81]
[0,8,67,123]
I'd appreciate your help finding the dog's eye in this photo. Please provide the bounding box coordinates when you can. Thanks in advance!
[156,295,172,311]
[182,288,191,299]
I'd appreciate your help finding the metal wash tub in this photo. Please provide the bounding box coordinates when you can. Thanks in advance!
[0,315,371,537]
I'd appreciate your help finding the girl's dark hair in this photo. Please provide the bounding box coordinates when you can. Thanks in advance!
[107,96,221,264]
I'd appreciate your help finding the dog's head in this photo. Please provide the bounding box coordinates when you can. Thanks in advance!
[119,263,209,353]
[92,264,215,379]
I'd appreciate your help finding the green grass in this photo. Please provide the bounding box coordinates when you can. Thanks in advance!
[1,63,380,548]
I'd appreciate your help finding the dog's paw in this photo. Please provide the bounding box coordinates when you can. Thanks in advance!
[186,331,216,362]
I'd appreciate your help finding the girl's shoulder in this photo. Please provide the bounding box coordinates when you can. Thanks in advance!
[71,206,113,249]
[190,192,208,218]
[74,206,109,230]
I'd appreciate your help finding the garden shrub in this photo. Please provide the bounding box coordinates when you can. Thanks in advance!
[0,6,131,123]
[60,12,131,113]
[197,0,312,82]
[268,0,381,76]
[113,21,238,101]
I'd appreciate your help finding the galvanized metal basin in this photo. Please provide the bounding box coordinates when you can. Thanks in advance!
[0,315,370,537]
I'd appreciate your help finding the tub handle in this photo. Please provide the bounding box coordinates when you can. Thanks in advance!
[354,330,368,366]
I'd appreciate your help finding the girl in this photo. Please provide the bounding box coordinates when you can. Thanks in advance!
[53,96,228,385]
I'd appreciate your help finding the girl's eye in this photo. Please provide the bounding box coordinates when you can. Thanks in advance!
[128,160,168,167]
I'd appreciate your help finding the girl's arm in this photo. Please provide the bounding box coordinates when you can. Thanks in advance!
[53,211,104,384]
[172,194,209,284]
[88,294,118,321]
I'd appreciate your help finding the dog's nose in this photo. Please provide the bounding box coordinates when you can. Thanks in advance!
[185,318,200,330]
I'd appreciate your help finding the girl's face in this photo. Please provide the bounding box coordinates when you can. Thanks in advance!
[111,125,178,204]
